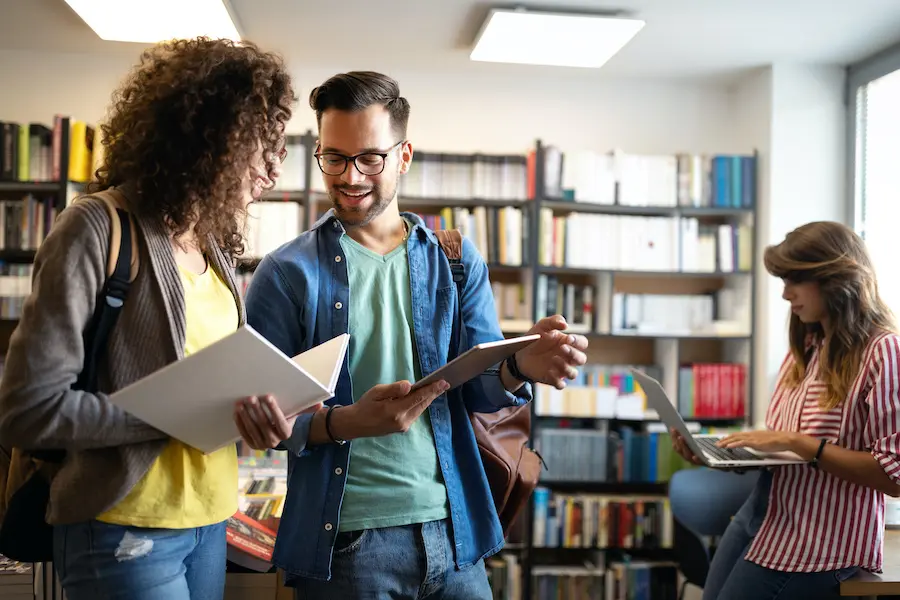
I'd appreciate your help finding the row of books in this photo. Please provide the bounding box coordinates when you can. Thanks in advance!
[491,281,532,332]
[0,116,96,183]
[398,152,529,201]
[535,427,695,484]
[486,553,522,600]
[413,205,529,267]
[540,145,756,210]
[678,363,748,418]
[539,210,753,273]
[534,362,747,420]
[532,490,674,549]
[611,290,750,337]
[0,264,32,320]
[534,366,662,420]
[535,276,594,334]
[605,561,679,600]
[530,562,678,600]
[0,195,58,251]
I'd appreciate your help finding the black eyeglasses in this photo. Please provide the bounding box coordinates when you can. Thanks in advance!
[314,140,405,176]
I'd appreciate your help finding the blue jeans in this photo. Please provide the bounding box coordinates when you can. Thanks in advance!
[703,470,859,600]
[291,519,493,600]
[53,519,227,600]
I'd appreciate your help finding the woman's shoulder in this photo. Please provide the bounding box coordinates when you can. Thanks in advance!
[865,330,900,365]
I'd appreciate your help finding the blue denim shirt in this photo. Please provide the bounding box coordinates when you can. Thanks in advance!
[243,210,533,581]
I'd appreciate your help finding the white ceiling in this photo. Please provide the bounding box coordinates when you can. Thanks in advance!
[3,0,900,82]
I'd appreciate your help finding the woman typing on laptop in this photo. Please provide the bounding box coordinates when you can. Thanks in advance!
[672,221,900,600]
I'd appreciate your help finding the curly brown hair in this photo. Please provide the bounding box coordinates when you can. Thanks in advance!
[87,37,296,257]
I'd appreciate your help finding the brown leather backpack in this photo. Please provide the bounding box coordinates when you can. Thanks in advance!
[434,229,543,536]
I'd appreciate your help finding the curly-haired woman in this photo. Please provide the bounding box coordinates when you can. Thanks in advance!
[672,221,900,600]
[0,37,295,600]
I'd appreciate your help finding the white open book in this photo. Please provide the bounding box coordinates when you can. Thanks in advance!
[109,325,349,454]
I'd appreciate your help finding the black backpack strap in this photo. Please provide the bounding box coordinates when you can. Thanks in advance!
[75,206,134,393]
[435,230,468,359]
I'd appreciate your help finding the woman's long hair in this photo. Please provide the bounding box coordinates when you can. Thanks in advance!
[764,221,896,409]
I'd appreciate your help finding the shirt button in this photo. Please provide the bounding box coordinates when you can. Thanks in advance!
[325,523,333,531]
[335,302,343,310]
[335,256,342,262]
[335,467,343,475]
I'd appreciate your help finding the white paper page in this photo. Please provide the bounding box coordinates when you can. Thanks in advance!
[292,334,349,394]
[110,325,341,454]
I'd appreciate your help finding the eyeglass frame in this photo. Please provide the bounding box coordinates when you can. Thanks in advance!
[313,140,406,176]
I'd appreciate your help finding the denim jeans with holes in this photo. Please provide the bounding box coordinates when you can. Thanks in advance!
[52,519,227,600]
[292,518,493,600]
[703,470,859,600]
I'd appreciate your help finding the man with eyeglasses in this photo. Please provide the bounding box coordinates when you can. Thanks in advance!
[235,71,589,599]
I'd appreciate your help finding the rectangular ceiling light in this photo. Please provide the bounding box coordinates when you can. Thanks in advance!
[470,9,644,69]
[63,0,242,44]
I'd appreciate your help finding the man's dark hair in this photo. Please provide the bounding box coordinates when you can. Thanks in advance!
[309,71,410,140]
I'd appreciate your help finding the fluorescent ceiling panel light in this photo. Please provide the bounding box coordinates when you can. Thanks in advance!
[63,0,242,44]
[470,9,644,69]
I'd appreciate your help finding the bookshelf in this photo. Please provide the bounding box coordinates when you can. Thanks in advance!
[0,120,758,599]
[242,137,759,599]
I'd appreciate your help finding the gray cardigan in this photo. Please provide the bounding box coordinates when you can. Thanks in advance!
[0,187,245,525]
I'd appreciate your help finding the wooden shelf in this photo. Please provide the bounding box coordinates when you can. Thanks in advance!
[539,266,751,278]
[540,199,753,218]
[0,249,36,263]
[537,480,668,495]
[586,332,751,341]
[0,181,67,193]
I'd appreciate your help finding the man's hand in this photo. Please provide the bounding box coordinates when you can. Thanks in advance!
[328,379,450,441]
[512,315,589,390]
[234,395,322,450]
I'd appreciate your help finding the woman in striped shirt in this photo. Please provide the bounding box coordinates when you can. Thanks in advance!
[672,220,900,600]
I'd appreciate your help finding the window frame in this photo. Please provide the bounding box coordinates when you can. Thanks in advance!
[847,42,900,233]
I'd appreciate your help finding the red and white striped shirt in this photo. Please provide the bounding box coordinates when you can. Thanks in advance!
[745,331,900,573]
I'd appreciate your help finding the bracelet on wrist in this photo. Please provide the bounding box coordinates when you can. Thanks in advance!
[325,405,347,446]
[505,352,532,384]
[809,438,827,469]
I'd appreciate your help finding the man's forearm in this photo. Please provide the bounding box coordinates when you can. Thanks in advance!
[306,405,360,447]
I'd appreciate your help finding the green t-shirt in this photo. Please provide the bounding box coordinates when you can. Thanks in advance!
[337,227,450,532]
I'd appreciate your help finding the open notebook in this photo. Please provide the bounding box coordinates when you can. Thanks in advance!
[109,325,349,454]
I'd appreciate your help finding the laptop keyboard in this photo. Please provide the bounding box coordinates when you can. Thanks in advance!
[694,436,764,462]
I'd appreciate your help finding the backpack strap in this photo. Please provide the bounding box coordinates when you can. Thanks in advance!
[435,229,467,358]
[74,188,139,394]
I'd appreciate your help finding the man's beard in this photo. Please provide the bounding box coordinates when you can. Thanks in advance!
[328,181,397,228]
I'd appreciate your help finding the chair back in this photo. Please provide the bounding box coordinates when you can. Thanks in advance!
[668,468,761,593]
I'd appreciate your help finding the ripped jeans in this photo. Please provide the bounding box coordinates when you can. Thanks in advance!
[52,519,227,600]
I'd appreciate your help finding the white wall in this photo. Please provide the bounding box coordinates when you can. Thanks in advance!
[730,64,847,424]
[0,49,738,156]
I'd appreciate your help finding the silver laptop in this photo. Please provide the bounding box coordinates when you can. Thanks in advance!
[630,369,806,467]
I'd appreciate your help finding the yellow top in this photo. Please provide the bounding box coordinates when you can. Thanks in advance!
[97,262,240,528]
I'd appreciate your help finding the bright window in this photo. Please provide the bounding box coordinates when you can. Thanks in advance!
[855,67,900,313]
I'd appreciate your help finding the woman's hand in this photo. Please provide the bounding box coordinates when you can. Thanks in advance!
[716,430,798,453]
[671,429,704,465]
[234,395,322,450]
